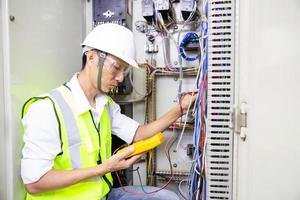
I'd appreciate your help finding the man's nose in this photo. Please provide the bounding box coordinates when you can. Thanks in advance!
[115,73,125,83]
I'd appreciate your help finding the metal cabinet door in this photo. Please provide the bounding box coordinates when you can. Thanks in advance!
[0,0,83,199]
[236,0,300,199]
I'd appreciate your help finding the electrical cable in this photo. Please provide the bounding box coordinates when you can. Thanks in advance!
[114,96,147,105]
[128,68,151,97]
[178,179,189,200]
[147,150,152,177]
[176,1,198,103]
[113,129,176,195]
[187,0,209,198]
[179,32,200,62]
[155,11,178,49]
[135,0,209,198]
[175,47,203,151]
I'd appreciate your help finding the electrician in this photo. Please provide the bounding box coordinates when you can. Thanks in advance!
[21,23,196,200]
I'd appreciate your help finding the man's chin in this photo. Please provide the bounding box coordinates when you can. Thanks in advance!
[101,86,115,94]
[98,87,109,94]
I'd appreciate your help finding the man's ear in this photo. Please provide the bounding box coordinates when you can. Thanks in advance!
[86,51,93,60]
[86,51,97,65]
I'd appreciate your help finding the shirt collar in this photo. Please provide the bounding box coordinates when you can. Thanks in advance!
[67,73,108,116]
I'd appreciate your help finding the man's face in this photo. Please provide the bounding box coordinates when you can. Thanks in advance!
[100,54,130,93]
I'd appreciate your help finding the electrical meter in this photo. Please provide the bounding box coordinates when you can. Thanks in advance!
[180,0,195,12]
[93,0,131,26]
[142,0,154,22]
[153,0,170,11]
[181,0,197,20]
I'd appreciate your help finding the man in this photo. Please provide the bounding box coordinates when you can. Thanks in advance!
[21,23,196,200]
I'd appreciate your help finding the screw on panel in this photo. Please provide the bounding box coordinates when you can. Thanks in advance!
[9,15,15,22]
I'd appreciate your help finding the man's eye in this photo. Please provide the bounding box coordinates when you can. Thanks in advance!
[114,65,121,70]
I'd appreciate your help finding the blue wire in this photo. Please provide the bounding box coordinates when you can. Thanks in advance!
[202,17,208,200]
[189,3,209,197]
[205,2,208,17]
[179,32,200,61]
[203,177,206,200]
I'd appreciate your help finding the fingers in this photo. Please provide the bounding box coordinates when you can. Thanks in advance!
[181,93,198,105]
[116,146,135,159]
[192,93,198,100]
[183,91,198,96]
[181,92,198,102]
[126,153,144,164]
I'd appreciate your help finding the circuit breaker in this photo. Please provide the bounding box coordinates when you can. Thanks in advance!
[153,0,173,21]
[180,0,198,20]
[142,0,154,22]
[153,0,170,11]
[93,0,132,28]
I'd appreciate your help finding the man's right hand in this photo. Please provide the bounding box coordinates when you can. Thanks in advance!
[103,147,143,172]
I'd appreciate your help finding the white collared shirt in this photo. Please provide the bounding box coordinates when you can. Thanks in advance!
[21,73,139,184]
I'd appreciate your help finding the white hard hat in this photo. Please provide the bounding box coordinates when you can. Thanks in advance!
[81,23,139,68]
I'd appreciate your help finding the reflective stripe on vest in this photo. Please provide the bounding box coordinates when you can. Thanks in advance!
[22,86,113,200]
[50,89,82,168]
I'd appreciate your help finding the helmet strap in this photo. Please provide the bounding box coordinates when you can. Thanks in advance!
[97,51,106,93]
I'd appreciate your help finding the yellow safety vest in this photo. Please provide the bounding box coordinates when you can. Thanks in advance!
[22,85,113,200]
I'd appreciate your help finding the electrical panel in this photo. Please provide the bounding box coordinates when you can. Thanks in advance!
[87,0,235,199]
[93,0,132,27]
[132,0,235,199]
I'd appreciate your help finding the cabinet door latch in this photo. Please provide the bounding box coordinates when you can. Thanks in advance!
[230,102,247,141]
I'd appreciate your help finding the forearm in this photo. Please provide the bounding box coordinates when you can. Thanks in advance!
[133,104,181,142]
[25,163,109,194]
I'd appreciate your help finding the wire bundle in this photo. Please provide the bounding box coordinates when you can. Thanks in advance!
[179,32,200,62]
[114,128,177,196]
[130,1,209,198]
[188,0,209,199]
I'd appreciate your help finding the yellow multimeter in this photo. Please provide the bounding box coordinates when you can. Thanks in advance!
[117,132,165,158]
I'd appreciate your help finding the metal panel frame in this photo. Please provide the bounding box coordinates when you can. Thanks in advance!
[206,0,235,199]
[0,0,12,199]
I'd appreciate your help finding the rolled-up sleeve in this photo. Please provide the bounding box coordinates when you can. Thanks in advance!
[110,102,140,144]
[21,99,61,184]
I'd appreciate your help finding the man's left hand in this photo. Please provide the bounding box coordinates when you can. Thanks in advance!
[179,92,198,115]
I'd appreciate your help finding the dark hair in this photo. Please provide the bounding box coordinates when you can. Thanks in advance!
[81,54,87,70]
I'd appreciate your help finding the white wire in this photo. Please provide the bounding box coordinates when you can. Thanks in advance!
[175,65,202,151]
[195,177,201,200]
[191,27,207,114]
[156,12,178,49]
[128,69,148,97]
[194,163,201,175]
[161,35,172,68]
[188,3,209,197]
[176,1,197,46]
[175,20,205,151]
[178,179,189,200]
[201,115,208,173]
